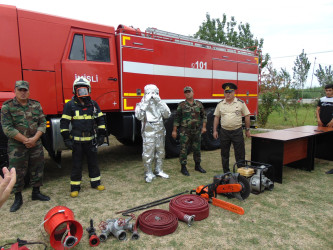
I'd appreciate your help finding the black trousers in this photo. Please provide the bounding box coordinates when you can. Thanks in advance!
[220,127,245,173]
[71,141,100,191]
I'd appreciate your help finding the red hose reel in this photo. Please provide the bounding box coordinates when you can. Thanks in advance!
[43,206,83,250]
[169,194,209,225]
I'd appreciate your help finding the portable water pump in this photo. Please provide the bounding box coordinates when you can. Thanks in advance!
[250,165,274,193]
[234,160,274,194]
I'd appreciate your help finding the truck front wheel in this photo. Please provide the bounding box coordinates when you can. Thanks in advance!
[201,107,221,150]
[164,111,181,158]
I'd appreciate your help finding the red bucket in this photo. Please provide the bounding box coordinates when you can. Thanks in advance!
[44,206,83,250]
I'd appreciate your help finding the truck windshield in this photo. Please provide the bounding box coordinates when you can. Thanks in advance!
[85,36,110,62]
[69,34,111,62]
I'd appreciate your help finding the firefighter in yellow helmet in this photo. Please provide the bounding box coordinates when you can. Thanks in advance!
[60,77,106,197]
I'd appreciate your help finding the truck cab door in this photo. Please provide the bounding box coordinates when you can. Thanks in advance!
[61,29,119,111]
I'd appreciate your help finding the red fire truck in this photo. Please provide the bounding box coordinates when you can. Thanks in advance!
[0,4,259,162]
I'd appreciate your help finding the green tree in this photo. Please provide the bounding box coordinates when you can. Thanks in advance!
[194,13,270,69]
[292,49,311,92]
[315,64,333,87]
[260,62,292,125]
[290,50,311,125]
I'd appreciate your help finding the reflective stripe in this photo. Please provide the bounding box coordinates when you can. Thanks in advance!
[70,181,81,185]
[91,176,101,182]
[97,112,104,117]
[73,136,95,141]
[98,125,106,129]
[60,129,69,132]
[73,110,93,120]
[73,114,93,120]
[62,114,72,120]
[123,61,258,82]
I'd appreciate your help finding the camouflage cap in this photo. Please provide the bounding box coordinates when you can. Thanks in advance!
[15,80,29,90]
[184,86,193,92]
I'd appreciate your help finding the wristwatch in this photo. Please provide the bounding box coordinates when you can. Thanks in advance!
[245,128,250,131]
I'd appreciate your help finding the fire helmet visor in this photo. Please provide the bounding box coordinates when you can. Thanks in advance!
[76,87,89,98]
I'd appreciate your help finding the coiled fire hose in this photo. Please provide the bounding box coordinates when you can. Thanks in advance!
[134,209,178,236]
[169,194,209,226]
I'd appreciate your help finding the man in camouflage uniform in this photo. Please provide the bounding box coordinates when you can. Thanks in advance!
[172,86,207,176]
[1,80,50,212]
[213,82,251,173]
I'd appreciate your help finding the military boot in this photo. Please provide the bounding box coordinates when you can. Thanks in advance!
[181,165,190,176]
[10,192,23,212]
[32,187,51,201]
[195,162,206,173]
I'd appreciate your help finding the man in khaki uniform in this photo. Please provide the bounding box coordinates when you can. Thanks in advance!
[213,82,251,173]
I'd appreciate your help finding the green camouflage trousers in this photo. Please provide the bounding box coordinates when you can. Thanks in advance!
[8,141,44,193]
[179,127,201,165]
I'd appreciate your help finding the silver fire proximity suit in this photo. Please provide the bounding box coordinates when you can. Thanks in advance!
[135,84,171,183]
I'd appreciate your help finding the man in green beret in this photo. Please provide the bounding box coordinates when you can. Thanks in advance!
[1,80,50,212]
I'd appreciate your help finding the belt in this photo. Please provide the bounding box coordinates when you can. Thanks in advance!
[135,209,178,236]
[81,131,93,137]
[73,135,95,141]
[221,127,242,131]
[169,194,209,225]
[72,129,94,137]
[148,121,162,125]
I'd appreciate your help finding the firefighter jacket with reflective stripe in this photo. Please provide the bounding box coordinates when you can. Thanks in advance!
[60,97,106,141]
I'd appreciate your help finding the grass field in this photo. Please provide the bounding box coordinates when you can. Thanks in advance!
[263,105,317,129]
[1,107,333,249]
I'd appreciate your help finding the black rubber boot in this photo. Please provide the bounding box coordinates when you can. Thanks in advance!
[32,187,51,201]
[326,169,333,174]
[181,165,190,176]
[10,192,23,212]
[195,163,206,173]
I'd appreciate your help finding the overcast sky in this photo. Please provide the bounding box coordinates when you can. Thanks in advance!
[1,0,332,87]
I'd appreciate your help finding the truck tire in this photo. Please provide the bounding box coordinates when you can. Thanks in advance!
[164,111,180,158]
[116,136,142,146]
[201,107,220,150]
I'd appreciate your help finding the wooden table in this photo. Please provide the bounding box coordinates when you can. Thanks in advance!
[251,129,315,184]
[251,126,333,183]
[284,125,333,161]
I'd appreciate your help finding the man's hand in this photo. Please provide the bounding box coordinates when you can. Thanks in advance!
[64,139,74,150]
[171,130,177,139]
[144,93,152,103]
[318,120,324,127]
[153,94,161,103]
[24,137,37,148]
[213,131,219,139]
[0,167,16,208]
[201,127,207,134]
[245,130,251,138]
[327,120,333,128]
